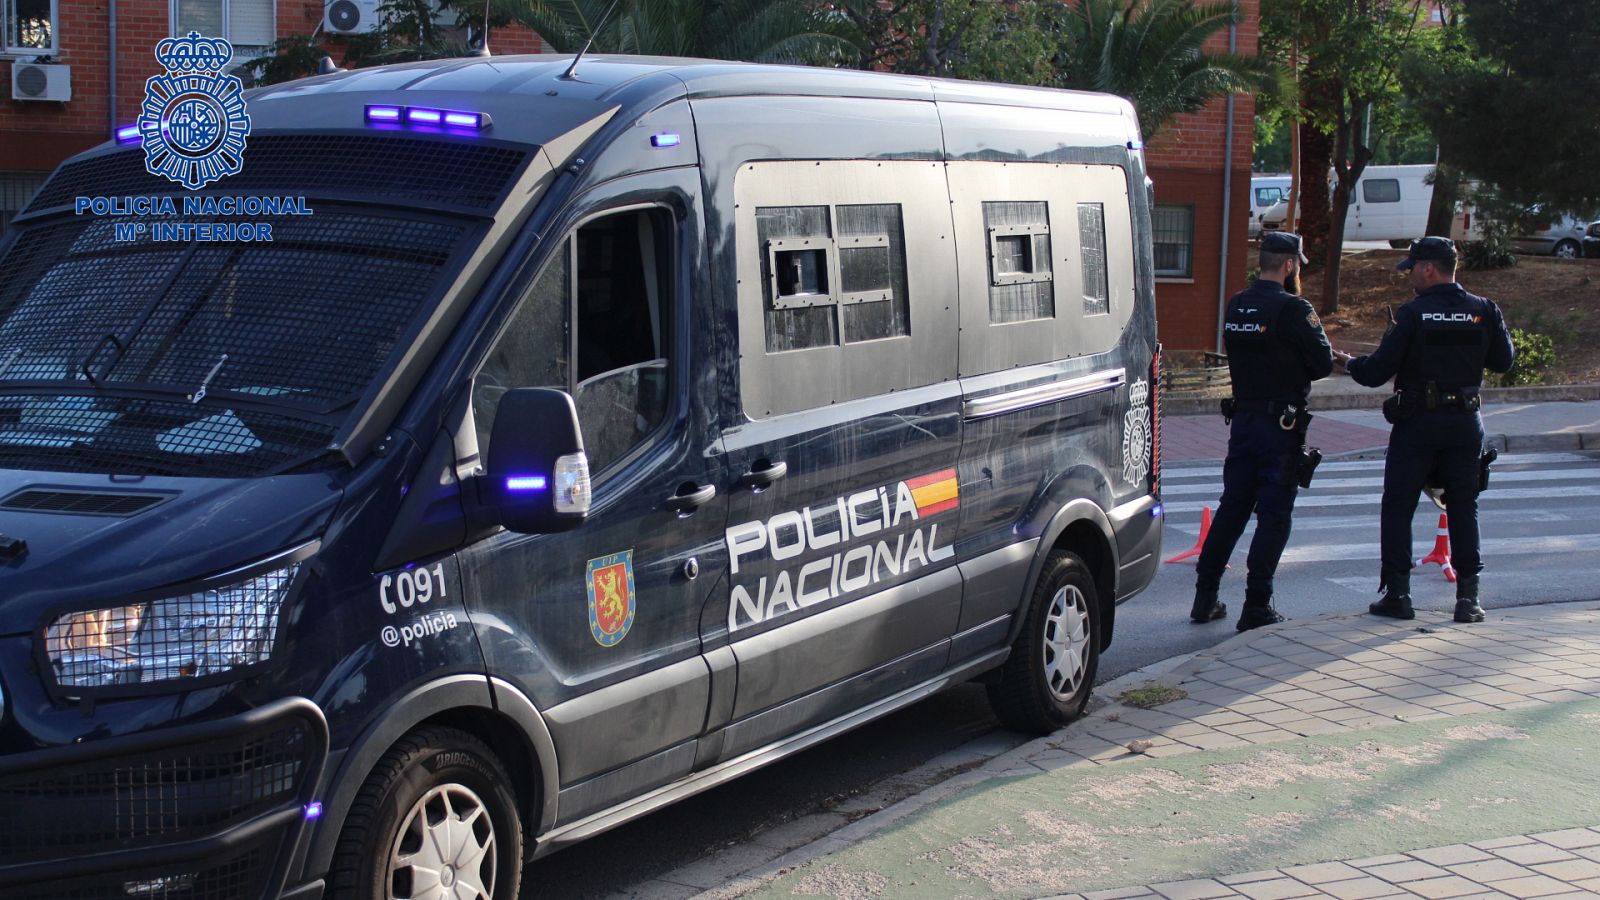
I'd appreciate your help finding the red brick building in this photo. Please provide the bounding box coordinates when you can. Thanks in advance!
[2,0,1257,352]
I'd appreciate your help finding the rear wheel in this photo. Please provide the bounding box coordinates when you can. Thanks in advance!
[987,550,1101,733]
[330,726,524,900]
[1554,239,1581,259]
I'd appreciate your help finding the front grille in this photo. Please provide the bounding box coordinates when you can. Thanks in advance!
[25,134,529,215]
[0,719,314,864]
[9,832,278,900]
[1,488,169,516]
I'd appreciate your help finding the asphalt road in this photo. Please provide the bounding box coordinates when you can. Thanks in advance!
[526,449,1600,898]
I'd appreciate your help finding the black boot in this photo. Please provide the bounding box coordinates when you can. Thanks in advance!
[1190,586,1227,623]
[1369,569,1415,620]
[1236,588,1285,631]
[1454,576,1485,623]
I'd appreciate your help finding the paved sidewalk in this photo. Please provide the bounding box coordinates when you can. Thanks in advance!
[1163,398,1600,463]
[704,603,1600,899]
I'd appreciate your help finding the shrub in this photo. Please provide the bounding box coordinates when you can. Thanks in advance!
[1487,327,1556,386]
[1460,234,1518,270]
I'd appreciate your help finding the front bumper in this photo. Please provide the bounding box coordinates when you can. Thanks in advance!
[1583,236,1600,259]
[0,697,327,900]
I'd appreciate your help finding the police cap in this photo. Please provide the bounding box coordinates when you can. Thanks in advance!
[1261,231,1309,264]
[1396,236,1457,271]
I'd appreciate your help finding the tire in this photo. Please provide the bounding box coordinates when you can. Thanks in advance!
[329,726,524,900]
[1554,239,1580,259]
[1389,239,1411,249]
[986,550,1101,733]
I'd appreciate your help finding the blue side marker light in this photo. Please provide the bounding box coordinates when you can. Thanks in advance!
[304,802,323,820]
[1127,140,1145,151]
[506,475,549,492]
[1152,503,1164,518]
[651,132,681,148]
[364,105,402,122]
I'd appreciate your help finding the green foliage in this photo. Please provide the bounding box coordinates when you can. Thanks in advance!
[244,0,482,85]
[868,0,1054,85]
[1040,0,1280,142]
[1487,328,1554,386]
[504,0,855,64]
[1460,235,1517,271]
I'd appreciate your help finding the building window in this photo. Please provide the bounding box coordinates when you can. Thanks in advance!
[0,172,46,234]
[1362,178,1401,204]
[4,0,55,53]
[171,0,275,53]
[1152,204,1194,279]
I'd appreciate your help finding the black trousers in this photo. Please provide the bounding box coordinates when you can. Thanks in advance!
[1380,409,1485,581]
[1196,410,1303,596]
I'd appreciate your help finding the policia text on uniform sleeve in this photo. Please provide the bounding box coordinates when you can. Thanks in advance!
[1342,236,1515,624]
[1190,232,1334,631]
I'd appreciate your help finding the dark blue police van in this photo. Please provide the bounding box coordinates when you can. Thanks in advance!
[0,56,1163,899]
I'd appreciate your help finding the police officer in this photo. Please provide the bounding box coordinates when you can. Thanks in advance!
[1334,237,1514,623]
[1191,232,1334,630]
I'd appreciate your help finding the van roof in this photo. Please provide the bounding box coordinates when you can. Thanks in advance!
[243,55,1138,150]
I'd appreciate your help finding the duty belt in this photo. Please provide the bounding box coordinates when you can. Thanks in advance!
[1227,398,1301,414]
[1401,385,1481,411]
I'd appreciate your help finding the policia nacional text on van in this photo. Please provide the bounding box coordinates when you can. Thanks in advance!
[0,58,1165,898]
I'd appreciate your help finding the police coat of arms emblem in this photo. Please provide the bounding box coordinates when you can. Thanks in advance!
[1122,377,1152,485]
[586,550,637,647]
[138,32,250,190]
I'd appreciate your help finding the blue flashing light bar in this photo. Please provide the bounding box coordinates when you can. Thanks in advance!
[651,132,681,148]
[505,475,549,492]
[365,105,492,130]
[115,124,140,143]
[304,802,323,820]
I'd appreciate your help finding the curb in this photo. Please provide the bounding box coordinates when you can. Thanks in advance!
[1161,382,1600,417]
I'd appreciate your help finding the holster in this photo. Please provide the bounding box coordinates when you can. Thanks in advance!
[1479,447,1498,492]
[1219,397,1235,425]
[1280,404,1312,433]
[1297,446,1324,489]
[1382,392,1418,424]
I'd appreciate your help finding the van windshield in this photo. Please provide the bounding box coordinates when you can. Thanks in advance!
[0,209,477,477]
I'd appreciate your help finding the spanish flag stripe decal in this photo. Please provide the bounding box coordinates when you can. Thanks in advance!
[907,468,959,516]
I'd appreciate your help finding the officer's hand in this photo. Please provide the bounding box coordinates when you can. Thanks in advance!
[1332,349,1354,371]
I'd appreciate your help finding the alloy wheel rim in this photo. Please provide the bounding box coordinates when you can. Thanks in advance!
[1042,584,1090,702]
[386,783,497,900]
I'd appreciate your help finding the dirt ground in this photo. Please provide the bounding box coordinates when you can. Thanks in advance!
[1302,250,1600,384]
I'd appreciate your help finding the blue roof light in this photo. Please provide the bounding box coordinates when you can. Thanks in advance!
[506,475,549,492]
[367,105,491,131]
[406,107,444,125]
[364,105,402,122]
[115,124,140,143]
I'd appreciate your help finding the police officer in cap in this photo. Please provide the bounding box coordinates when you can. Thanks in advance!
[1334,237,1514,623]
[1191,232,1334,630]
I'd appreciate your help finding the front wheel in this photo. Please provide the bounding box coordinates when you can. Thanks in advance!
[987,550,1101,733]
[330,726,524,900]
[1554,239,1581,259]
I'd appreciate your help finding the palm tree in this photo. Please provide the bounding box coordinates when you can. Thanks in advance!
[502,0,856,65]
[1044,0,1279,142]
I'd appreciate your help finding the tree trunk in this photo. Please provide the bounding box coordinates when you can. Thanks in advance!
[1424,160,1461,238]
[1297,121,1332,262]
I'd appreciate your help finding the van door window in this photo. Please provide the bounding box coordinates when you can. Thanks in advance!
[982,201,1053,323]
[1077,202,1110,316]
[758,205,837,352]
[1363,179,1401,203]
[836,203,909,343]
[475,208,671,476]
[1255,187,1281,208]
[573,210,671,473]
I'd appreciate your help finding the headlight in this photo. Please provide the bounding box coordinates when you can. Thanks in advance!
[1588,222,1600,238]
[45,564,299,690]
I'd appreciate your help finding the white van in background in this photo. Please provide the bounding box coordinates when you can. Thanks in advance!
[1249,174,1292,239]
[1260,164,1442,246]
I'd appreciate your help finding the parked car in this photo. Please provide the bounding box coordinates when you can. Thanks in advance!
[1585,220,1600,258]
[1512,213,1594,258]
[1249,174,1292,239]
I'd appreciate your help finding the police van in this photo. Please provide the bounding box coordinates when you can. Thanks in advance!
[0,56,1163,899]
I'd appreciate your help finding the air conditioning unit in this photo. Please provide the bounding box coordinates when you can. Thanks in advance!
[324,0,381,34]
[10,63,71,102]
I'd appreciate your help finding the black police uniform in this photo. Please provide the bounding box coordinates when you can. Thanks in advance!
[1193,256,1334,630]
[1347,246,1514,623]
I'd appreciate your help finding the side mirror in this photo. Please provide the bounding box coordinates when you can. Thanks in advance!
[482,388,590,534]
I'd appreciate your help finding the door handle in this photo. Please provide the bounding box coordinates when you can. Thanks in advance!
[739,458,788,490]
[665,482,717,514]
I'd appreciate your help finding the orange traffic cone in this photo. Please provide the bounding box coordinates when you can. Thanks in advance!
[1165,505,1213,564]
[1417,512,1457,583]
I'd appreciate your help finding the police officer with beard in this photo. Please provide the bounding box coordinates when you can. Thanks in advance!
[1191,232,1333,630]
[1335,237,1514,623]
